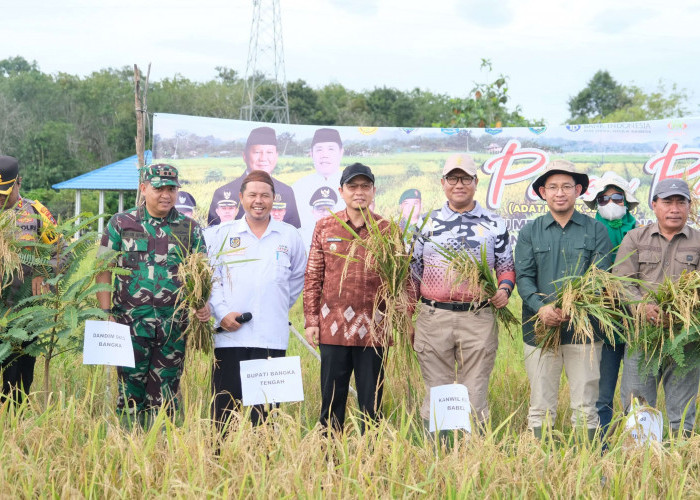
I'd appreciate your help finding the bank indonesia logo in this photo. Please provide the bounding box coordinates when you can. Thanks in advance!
[485,128,503,135]
[529,126,547,135]
[566,125,581,132]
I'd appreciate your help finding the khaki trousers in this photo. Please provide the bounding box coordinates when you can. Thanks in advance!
[523,342,602,430]
[414,305,498,422]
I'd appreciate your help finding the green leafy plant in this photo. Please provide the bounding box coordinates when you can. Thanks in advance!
[0,213,126,404]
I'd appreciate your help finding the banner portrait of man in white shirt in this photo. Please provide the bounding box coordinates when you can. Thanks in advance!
[293,127,346,249]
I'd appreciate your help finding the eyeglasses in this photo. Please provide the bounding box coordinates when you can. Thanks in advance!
[444,175,475,186]
[596,193,625,206]
[544,184,575,194]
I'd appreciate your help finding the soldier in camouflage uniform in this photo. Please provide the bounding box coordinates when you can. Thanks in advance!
[96,164,210,422]
[0,156,58,404]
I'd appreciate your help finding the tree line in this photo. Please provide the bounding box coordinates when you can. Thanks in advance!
[0,56,689,218]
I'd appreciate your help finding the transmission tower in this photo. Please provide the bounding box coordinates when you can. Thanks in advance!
[240,0,290,123]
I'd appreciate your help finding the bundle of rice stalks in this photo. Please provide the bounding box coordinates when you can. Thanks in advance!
[0,209,23,296]
[629,270,700,376]
[688,191,699,227]
[433,243,519,332]
[534,264,633,351]
[176,251,214,354]
[332,210,419,359]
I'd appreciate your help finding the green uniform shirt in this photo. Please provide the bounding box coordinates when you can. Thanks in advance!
[99,205,204,325]
[515,210,613,346]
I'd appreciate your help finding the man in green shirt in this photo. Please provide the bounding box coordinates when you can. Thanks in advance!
[515,160,613,439]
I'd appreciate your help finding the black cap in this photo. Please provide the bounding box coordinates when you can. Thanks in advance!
[175,191,196,211]
[311,128,342,148]
[0,156,19,195]
[245,126,277,148]
[340,163,375,186]
[309,186,338,207]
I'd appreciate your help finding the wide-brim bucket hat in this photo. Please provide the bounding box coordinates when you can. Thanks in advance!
[582,171,639,210]
[532,159,589,200]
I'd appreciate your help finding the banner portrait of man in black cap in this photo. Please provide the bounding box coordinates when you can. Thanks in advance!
[207,127,300,228]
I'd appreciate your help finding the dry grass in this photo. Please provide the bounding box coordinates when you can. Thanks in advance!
[0,209,23,296]
[334,210,417,361]
[176,251,214,355]
[534,265,632,351]
[438,244,520,332]
[0,296,698,497]
[1,233,699,496]
[2,367,700,498]
[628,270,700,376]
[686,183,699,227]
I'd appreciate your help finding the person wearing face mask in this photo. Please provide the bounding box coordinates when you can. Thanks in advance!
[582,172,639,434]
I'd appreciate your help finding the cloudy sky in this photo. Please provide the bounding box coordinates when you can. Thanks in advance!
[4,0,699,125]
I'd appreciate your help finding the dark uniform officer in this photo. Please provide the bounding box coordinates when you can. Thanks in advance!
[0,155,58,403]
[97,164,209,422]
[207,127,301,228]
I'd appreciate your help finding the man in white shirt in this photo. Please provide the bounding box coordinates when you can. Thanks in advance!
[207,170,306,429]
[293,128,346,249]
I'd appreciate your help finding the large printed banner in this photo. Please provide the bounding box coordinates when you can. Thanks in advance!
[153,113,700,247]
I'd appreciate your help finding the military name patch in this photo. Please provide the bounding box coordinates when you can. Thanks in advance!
[326,237,342,242]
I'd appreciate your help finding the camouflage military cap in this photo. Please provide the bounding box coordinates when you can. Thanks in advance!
[141,164,181,188]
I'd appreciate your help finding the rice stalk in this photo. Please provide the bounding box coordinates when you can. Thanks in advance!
[331,209,419,364]
[688,191,699,227]
[176,251,214,355]
[629,270,700,376]
[533,264,633,351]
[0,209,24,296]
[432,243,520,332]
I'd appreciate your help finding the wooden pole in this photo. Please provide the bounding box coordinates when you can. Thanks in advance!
[134,64,145,168]
[134,64,150,206]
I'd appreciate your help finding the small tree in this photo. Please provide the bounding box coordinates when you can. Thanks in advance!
[437,59,542,128]
[0,213,124,404]
[567,71,688,123]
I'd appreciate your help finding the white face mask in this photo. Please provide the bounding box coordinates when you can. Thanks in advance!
[598,202,627,221]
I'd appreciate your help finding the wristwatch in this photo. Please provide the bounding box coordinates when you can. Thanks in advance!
[498,287,512,298]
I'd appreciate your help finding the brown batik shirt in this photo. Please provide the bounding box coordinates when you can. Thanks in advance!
[303,209,388,347]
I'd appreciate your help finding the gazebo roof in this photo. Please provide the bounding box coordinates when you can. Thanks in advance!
[52,151,152,190]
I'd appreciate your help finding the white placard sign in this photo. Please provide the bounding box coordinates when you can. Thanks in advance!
[625,401,663,445]
[240,356,304,406]
[82,320,135,368]
[429,383,471,433]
